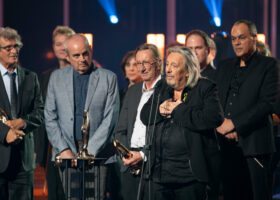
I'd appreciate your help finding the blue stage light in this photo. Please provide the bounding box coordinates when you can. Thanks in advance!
[214,17,221,27]
[97,0,119,24]
[203,0,223,27]
[110,15,119,24]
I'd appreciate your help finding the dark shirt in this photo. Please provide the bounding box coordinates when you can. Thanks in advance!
[73,68,92,141]
[201,64,216,82]
[224,53,256,119]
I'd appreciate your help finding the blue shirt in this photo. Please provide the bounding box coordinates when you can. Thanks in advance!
[0,63,18,104]
[73,68,91,141]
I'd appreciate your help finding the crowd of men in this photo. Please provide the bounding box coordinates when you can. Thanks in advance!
[0,19,279,200]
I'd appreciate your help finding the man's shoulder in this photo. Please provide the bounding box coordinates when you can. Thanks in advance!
[95,67,116,78]
[41,67,58,77]
[17,65,37,78]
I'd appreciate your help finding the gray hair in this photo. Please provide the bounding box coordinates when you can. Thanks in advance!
[234,20,257,36]
[0,27,23,46]
[64,34,91,55]
[135,43,163,73]
[167,46,201,88]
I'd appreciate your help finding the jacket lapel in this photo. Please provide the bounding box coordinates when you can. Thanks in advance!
[64,67,74,114]
[84,65,99,111]
[17,65,25,116]
[0,72,11,118]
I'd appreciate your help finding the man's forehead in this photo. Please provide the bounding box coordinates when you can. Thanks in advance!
[231,24,250,35]
[186,35,205,46]
[0,37,16,45]
[136,49,153,59]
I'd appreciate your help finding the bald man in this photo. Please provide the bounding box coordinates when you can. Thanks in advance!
[45,34,119,199]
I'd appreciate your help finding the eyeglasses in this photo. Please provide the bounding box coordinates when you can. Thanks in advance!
[136,60,156,68]
[0,44,23,52]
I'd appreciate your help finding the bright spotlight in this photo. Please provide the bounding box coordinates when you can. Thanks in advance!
[214,17,221,27]
[110,15,119,24]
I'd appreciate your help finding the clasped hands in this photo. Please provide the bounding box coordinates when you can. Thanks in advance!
[216,118,239,142]
[5,119,26,144]
[159,98,182,118]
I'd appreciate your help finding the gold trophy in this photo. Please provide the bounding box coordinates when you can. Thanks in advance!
[0,107,23,141]
[113,139,141,176]
[75,110,95,163]
[0,107,8,123]
[55,110,95,166]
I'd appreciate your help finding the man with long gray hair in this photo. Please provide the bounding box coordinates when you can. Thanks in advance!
[140,46,223,200]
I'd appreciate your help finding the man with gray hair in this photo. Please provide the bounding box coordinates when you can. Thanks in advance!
[216,20,279,200]
[0,27,44,199]
[115,43,162,200]
[45,34,119,199]
[140,46,223,200]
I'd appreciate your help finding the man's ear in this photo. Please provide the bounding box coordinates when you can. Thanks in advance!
[66,55,70,63]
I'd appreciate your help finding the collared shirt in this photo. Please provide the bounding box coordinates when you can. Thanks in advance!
[0,63,18,104]
[130,75,161,149]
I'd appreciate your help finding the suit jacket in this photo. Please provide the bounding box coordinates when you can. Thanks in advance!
[115,82,143,149]
[44,65,119,160]
[0,65,44,173]
[216,52,280,156]
[140,78,224,183]
[34,67,58,165]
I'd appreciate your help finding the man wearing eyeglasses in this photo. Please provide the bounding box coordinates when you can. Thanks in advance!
[0,27,44,199]
[215,20,280,200]
[115,43,162,200]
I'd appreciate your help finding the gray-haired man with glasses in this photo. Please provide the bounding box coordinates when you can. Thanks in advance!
[115,43,162,200]
[0,27,44,200]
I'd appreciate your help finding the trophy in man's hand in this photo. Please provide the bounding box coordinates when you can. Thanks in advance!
[0,107,8,123]
[76,110,95,163]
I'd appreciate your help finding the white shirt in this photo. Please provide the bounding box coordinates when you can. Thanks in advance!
[130,75,161,151]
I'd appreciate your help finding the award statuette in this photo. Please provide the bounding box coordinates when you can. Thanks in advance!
[0,107,23,141]
[113,139,141,176]
[0,107,8,123]
[55,110,95,166]
[76,110,95,163]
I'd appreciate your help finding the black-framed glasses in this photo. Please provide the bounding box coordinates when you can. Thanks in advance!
[0,44,23,52]
[136,60,156,68]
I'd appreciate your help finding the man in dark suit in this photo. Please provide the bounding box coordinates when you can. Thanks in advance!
[0,27,44,199]
[185,29,221,200]
[34,25,75,200]
[115,43,162,200]
[215,20,280,200]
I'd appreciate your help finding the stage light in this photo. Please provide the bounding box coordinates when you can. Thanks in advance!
[146,34,165,58]
[214,17,221,27]
[98,0,119,24]
[110,15,119,24]
[176,34,186,44]
[81,33,93,49]
[203,0,223,27]
[257,34,266,43]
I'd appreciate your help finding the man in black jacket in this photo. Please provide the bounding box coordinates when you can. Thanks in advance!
[216,20,280,200]
[185,29,221,200]
[141,46,223,200]
[0,27,44,199]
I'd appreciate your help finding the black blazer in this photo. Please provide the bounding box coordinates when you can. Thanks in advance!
[115,82,143,149]
[34,67,57,166]
[0,65,44,173]
[215,52,280,155]
[140,78,224,183]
